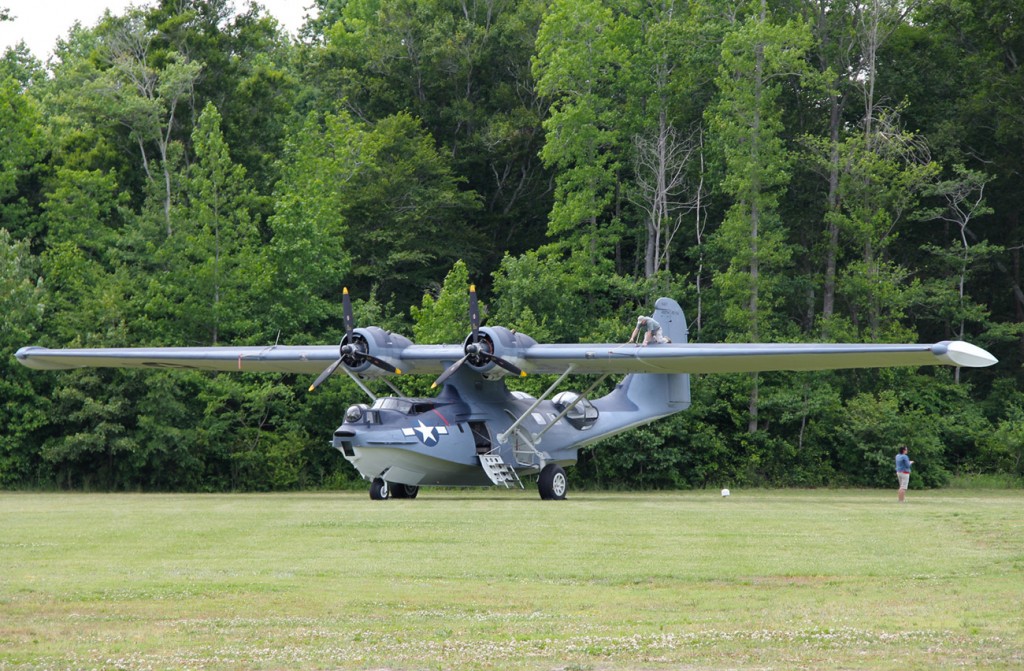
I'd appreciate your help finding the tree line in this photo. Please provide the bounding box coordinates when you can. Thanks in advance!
[1,0,1022,491]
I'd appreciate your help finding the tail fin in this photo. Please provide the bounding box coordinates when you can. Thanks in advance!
[621,297,691,413]
[653,296,688,345]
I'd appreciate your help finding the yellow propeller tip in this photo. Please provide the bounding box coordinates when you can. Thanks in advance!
[395,368,402,375]
[470,284,476,292]
[430,383,438,389]
[520,371,527,378]
[308,385,316,392]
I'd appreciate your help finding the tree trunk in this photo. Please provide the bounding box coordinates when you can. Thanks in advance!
[822,91,842,327]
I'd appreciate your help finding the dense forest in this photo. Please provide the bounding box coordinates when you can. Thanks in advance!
[2,0,1022,491]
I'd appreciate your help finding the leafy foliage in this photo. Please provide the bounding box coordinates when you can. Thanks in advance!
[1,0,1020,491]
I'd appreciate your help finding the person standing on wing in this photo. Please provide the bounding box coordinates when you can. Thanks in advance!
[895,445,913,503]
[628,315,670,346]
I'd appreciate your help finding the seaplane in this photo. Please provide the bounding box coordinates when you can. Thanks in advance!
[16,287,997,500]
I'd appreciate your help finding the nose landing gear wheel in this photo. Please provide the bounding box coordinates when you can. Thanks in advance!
[538,464,567,500]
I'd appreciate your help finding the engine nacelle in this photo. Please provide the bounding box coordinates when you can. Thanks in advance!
[339,327,411,377]
[462,326,536,378]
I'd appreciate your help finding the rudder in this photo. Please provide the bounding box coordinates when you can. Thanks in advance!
[652,296,688,345]
[624,297,691,410]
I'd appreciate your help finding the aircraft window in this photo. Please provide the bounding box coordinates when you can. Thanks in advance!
[345,404,369,423]
[370,397,438,415]
[372,397,413,413]
[552,391,599,430]
[343,404,381,424]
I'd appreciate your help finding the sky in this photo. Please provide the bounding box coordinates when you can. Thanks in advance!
[0,0,317,60]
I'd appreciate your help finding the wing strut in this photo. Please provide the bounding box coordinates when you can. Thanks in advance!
[339,366,408,402]
[530,373,610,446]
[341,365,377,402]
[497,365,576,445]
[381,377,407,398]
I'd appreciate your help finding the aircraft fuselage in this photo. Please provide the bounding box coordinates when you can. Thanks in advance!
[332,383,577,487]
[331,365,690,489]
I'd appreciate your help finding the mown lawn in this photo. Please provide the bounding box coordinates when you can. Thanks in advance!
[1,489,1021,670]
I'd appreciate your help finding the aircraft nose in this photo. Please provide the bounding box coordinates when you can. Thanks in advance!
[333,428,357,458]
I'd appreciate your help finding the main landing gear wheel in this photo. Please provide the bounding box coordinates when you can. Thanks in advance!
[369,477,389,500]
[390,484,420,499]
[538,464,568,500]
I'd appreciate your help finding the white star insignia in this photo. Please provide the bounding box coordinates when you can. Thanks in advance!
[402,420,448,445]
[414,420,436,442]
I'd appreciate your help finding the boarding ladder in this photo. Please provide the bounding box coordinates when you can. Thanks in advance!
[479,453,524,489]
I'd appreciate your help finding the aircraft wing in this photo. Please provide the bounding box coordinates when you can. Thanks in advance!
[15,345,346,374]
[16,339,996,377]
[514,340,997,375]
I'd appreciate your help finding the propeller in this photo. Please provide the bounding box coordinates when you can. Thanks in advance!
[308,288,401,392]
[431,285,526,389]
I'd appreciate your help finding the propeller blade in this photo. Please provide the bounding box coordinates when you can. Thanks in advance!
[337,288,400,376]
[365,354,401,375]
[309,358,344,392]
[431,284,526,387]
[469,284,480,343]
[431,354,469,389]
[482,352,527,378]
[342,287,355,337]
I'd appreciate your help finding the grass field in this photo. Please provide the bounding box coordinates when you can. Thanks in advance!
[1,489,1022,670]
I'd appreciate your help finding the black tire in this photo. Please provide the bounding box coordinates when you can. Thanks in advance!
[369,478,389,500]
[538,464,568,500]
[391,484,419,499]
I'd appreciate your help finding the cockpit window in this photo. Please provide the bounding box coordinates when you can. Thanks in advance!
[372,397,411,413]
[371,397,438,415]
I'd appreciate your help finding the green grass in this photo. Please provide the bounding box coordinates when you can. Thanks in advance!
[947,473,1024,489]
[2,490,1022,670]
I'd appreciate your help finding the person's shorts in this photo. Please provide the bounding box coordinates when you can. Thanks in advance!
[897,472,910,489]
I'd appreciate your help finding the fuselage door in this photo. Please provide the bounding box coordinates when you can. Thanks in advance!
[469,421,491,455]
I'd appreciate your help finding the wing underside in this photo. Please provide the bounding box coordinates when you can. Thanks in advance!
[15,340,996,376]
[515,340,997,374]
[14,345,342,374]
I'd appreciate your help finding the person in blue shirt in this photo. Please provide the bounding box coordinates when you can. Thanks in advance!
[895,446,913,503]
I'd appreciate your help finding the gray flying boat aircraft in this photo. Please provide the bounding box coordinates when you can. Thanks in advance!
[16,288,997,500]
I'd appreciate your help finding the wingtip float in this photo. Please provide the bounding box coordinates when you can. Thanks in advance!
[933,340,998,368]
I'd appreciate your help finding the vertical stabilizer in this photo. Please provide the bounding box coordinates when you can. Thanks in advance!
[653,296,688,345]
[620,297,691,411]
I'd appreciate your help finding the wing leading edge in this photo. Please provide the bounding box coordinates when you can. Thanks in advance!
[15,339,995,376]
